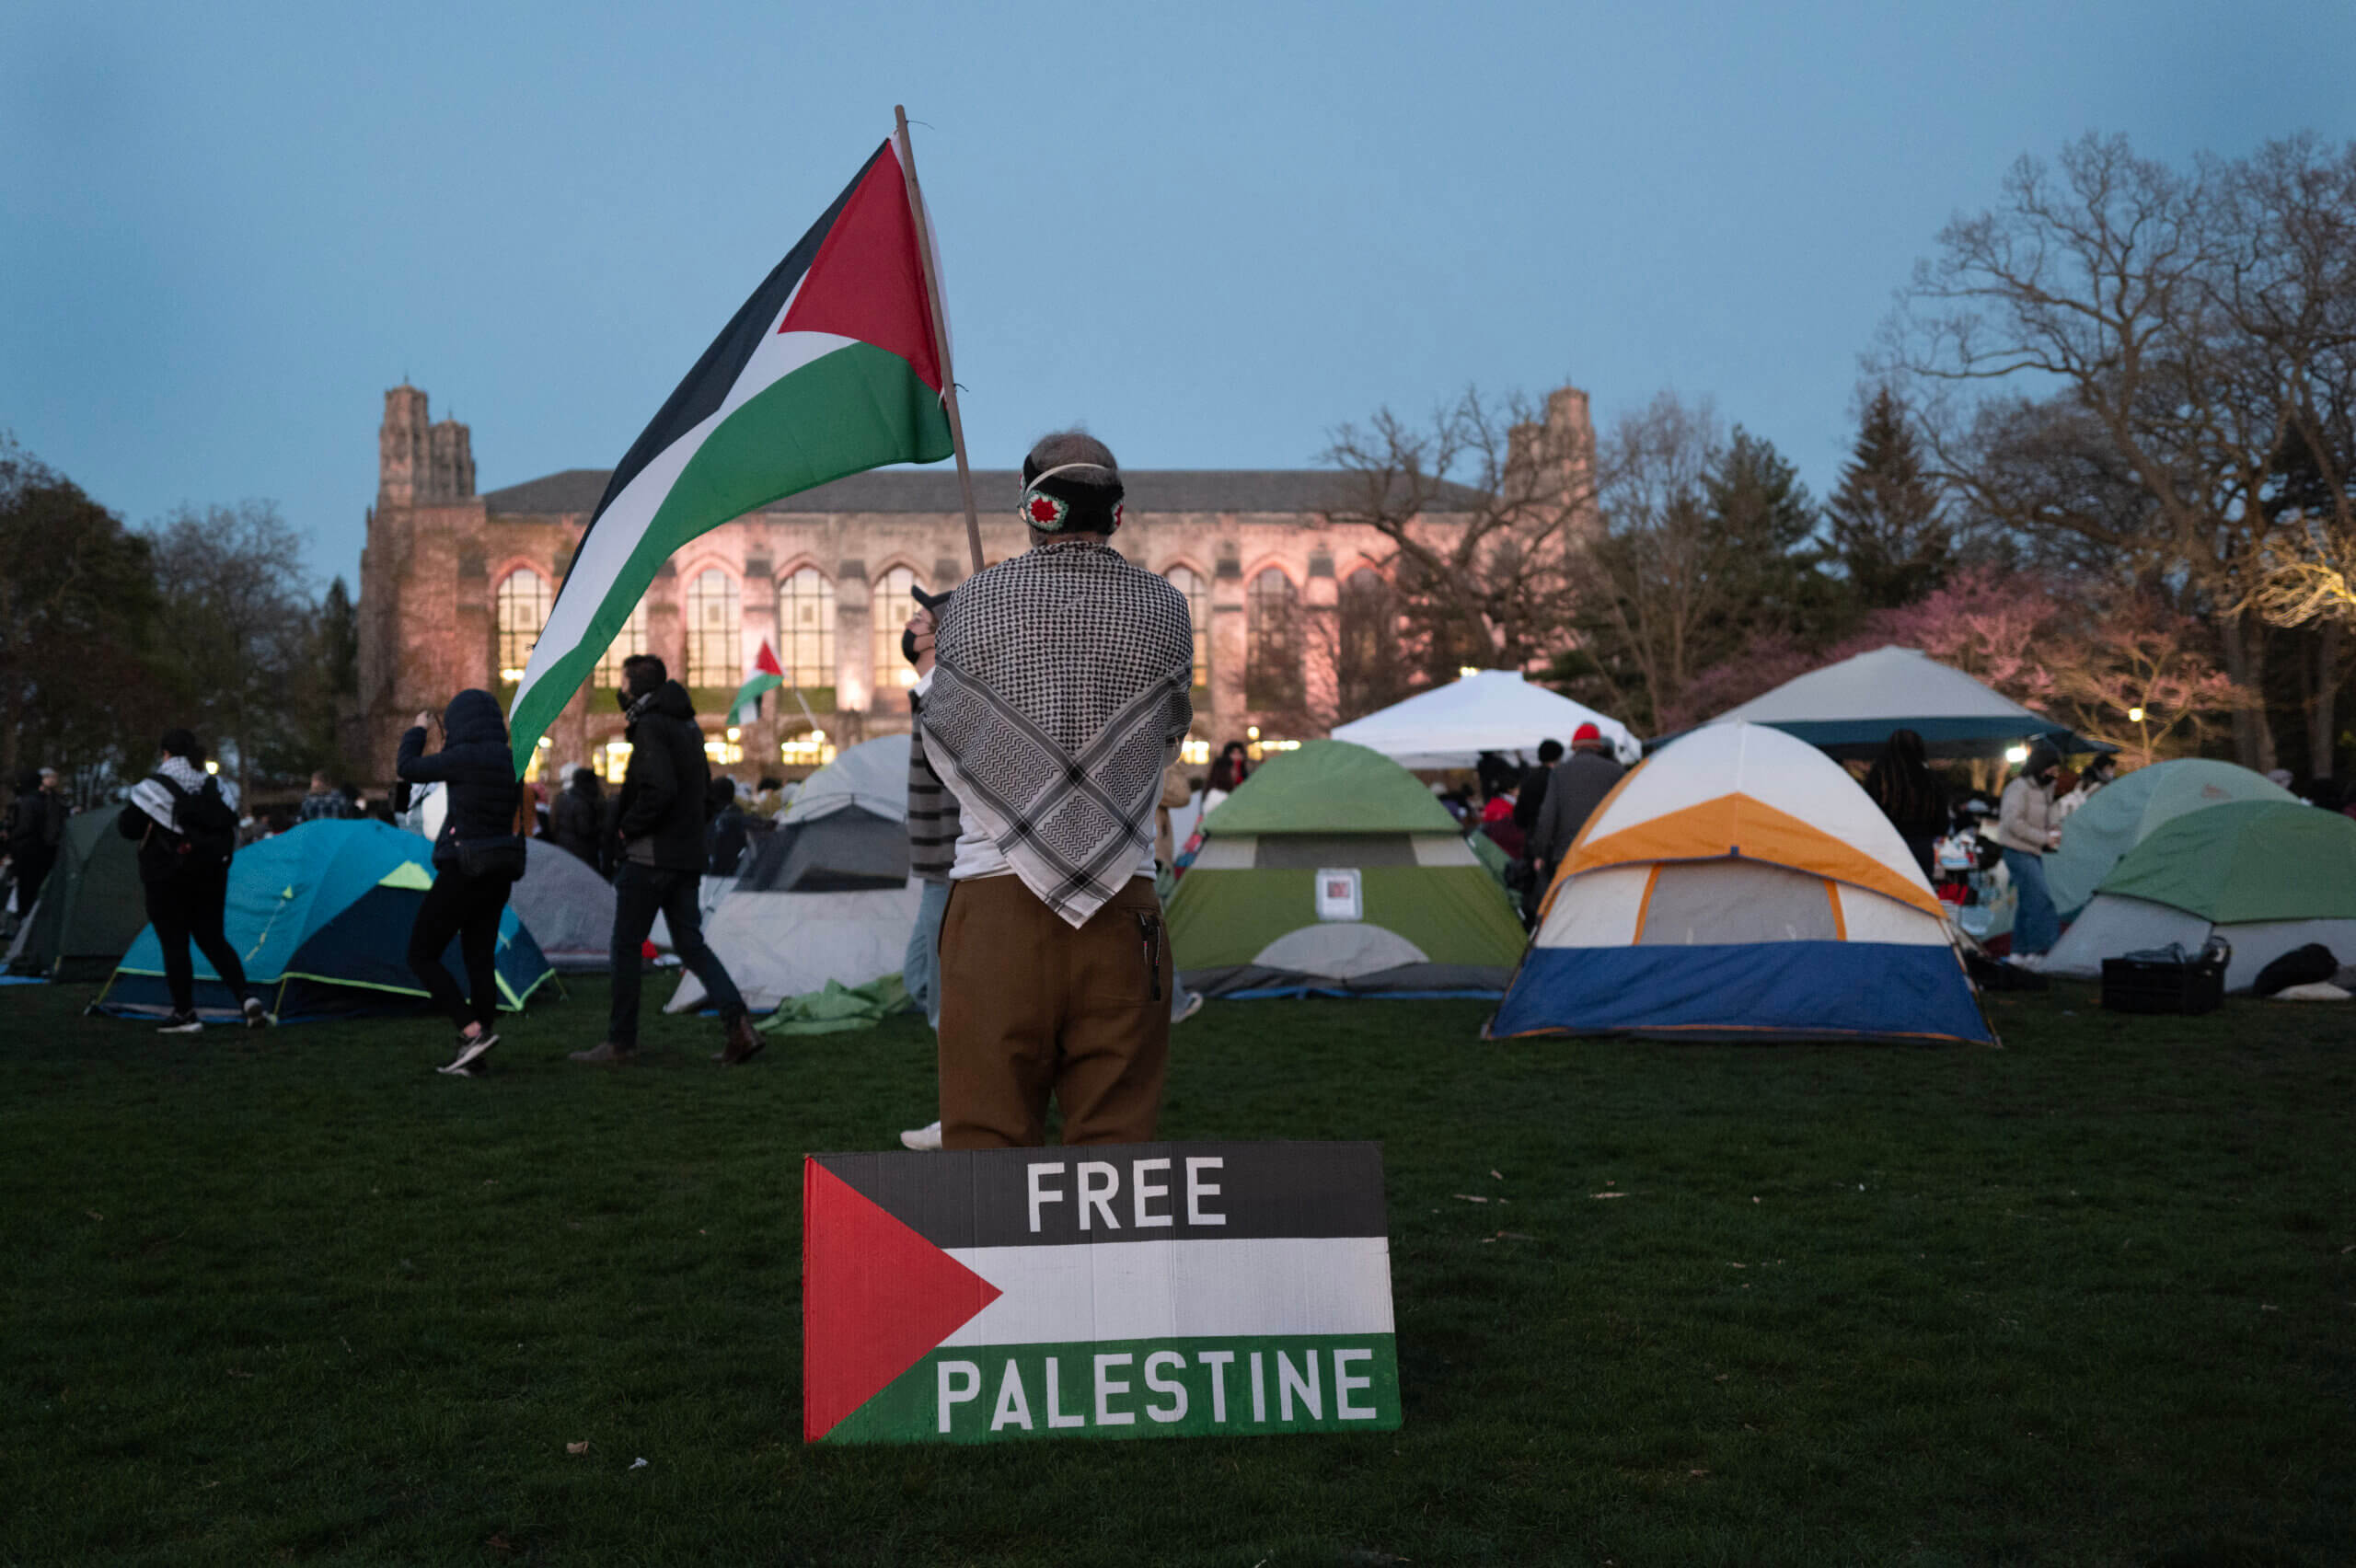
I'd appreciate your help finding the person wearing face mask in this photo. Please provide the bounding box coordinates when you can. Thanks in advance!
[571,654,760,1066]
[1994,740,2065,968]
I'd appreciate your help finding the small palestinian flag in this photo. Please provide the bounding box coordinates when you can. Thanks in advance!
[728,640,786,726]
[506,136,954,771]
[803,1143,1401,1445]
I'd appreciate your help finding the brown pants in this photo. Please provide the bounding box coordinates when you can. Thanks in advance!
[937,873,1172,1149]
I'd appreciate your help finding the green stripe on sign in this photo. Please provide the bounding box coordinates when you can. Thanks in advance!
[820,1334,1401,1445]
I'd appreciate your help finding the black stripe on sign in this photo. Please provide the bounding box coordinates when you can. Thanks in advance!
[575,140,889,551]
[814,1141,1387,1250]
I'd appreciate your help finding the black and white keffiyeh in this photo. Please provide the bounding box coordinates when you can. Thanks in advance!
[130,756,213,834]
[919,538,1194,927]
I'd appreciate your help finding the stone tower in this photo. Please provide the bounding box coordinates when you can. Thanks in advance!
[377,385,474,507]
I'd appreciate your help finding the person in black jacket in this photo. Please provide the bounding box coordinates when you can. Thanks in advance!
[394,689,523,1076]
[549,767,604,870]
[572,655,759,1066]
[704,777,751,877]
[117,731,265,1032]
[6,767,67,919]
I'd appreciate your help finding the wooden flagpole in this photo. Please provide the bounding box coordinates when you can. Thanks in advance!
[894,105,984,574]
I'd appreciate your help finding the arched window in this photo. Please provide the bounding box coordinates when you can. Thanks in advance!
[1245,568,1303,712]
[1165,565,1210,690]
[871,565,924,691]
[1338,568,1403,719]
[685,569,741,688]
[776,568,835,688]
[495,570,550,682]
[593,602,649,689]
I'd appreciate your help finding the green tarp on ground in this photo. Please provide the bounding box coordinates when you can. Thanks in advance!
[755,974,910,1036]
[2048,759,2293,916]
[1169,740,1529,997]
[6,810,146,981]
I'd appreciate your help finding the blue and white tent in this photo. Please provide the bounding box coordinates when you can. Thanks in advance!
[1486,722,1992,1044]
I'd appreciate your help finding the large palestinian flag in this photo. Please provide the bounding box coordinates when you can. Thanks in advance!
[804,1143,1402,1445]
[506,137,954,771]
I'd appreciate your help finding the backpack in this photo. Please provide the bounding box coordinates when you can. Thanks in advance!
[154,774,237,873]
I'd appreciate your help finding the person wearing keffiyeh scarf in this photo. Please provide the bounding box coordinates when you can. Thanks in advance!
[114,729,265,1032]
[916,431,1194,1150]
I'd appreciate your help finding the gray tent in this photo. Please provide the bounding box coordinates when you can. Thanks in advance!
[6,810,147,981]
[512,836,618,973]
[669,734,919,1013]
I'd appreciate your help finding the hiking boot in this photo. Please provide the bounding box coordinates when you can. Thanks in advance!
[156,1010,203,1035]
[714,1013,765,1066]
[569,1041,637,1065]
[440,1030,499,1075]
[242,996,271,1029]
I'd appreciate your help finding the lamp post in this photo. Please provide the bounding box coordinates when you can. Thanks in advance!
[2127,706,2148,767]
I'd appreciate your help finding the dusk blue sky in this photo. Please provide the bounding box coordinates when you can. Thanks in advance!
[6,2,2352,591]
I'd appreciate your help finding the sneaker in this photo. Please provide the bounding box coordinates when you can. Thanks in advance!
[439,1029,499,1075]
[899,1120,943,1152]
[241,996,270,1029]
[569,1041,637,1065]
[714,1013,766,1066]
[2008,952,2047,972]
[1174,990,1206,1024]
[156,1010,203,1035]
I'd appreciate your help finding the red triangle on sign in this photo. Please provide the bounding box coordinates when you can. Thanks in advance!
[777,143,943,393]
[753,640,783,679]
[803,1159,1000,1442]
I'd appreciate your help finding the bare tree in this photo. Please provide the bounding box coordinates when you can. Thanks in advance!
[1887,132,2356,769]
[147,502,313,803]
[1566,391,1728,731]
[1320,386,1594,685]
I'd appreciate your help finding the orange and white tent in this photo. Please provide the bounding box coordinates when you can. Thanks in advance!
[1485,722,1992,1043]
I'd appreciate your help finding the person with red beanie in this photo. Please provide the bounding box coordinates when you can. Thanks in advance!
[1526,721,1625,893]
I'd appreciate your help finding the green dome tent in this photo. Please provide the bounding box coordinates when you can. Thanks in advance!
[95,819,555,1022]
[2047,760,2293,917]
[1165,740,1529,997]
[5,810,146,981]
[2043,801,2356,991]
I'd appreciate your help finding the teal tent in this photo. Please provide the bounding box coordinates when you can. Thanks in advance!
[2046,759,2293,917]
[95,819,554,1022]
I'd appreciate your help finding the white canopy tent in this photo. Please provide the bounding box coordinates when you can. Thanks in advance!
[1697,645,2099,761]
[1328,670,1638,768]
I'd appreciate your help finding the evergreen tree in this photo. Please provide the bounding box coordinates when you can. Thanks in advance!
[1829,389,1953,609]
[1705,426,1846,644]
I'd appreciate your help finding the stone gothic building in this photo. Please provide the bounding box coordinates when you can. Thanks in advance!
[356,384,1592,784]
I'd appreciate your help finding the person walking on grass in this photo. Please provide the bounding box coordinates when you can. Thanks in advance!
[1995,740,2064,969]
[1525,722,1624,893]
[6,766,67,919]
[393,691,525,1077]
[916,431,1193,1150]
[117,731,266,1033]
[572,654,761,1067]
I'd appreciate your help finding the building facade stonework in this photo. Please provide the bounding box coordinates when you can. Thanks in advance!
[356,385,1591,785]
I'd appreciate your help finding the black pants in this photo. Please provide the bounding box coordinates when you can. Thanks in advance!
[407,865,511,1031]
[609,862,746,1045]
[146,870,248,1014]
[11,847,54,917]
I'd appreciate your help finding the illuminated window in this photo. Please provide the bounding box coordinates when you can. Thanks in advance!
[776,568,835,687]
[495,570,550,682]
[1245,568,1302,712]
[595,739,634,781]
[780,728,837,767]
[703,732,744,767]
[1166,565,1210,689]
[593,602,648,688]
[871,565,924,690]
[686,569,741,688]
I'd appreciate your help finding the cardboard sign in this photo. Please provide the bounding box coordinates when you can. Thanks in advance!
[803,1141,1400,1445]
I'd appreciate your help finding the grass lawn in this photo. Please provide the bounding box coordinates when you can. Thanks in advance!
[1,974,2350,1566]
